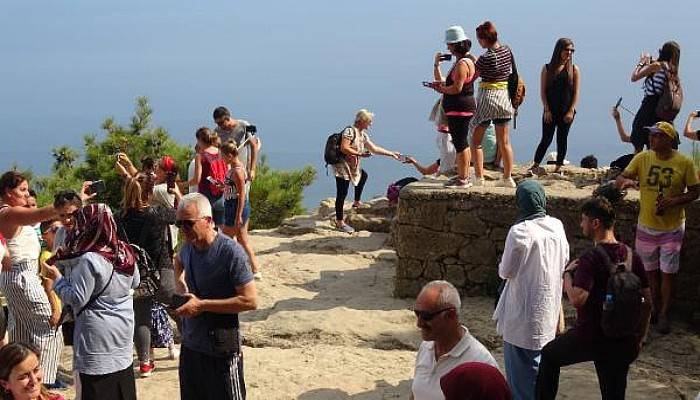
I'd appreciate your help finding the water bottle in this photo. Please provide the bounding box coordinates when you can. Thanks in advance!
[603,294,614,311]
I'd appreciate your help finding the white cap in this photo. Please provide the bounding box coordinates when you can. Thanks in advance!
[445,26,468,44]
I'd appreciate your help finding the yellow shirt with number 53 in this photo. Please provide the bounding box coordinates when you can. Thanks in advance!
[624,150,699,231]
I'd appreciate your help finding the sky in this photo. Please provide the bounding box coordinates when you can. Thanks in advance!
[1,1,699,207]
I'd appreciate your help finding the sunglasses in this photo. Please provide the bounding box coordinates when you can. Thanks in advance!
[564,48,575,53]
[175,217,207,230]
[413,307,455,321]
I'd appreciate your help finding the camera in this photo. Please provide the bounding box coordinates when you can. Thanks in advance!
[245,125,257,134]
[438,54,452,61]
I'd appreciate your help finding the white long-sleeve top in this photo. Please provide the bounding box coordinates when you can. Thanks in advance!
[493,216,570,350]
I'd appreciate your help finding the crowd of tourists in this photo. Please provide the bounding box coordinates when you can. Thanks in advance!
[0,106,260,400]
[2,17,700,400]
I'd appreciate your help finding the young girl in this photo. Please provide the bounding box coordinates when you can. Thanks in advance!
[220,141,261,279]
[0,342,64,400]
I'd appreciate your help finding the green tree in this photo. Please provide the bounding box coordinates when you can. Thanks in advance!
[31,97,316,227]
[249,155,316,229]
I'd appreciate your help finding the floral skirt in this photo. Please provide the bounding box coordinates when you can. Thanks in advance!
[150,303,174,348]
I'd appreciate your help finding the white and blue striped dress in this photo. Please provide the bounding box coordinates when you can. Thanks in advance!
[0,220,63,384]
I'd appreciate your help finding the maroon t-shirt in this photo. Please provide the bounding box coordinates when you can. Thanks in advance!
[572,243,649,339]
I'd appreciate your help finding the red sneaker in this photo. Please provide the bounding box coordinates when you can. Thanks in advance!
[139,361,155,378]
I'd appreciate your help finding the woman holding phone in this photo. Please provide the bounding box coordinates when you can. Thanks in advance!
[629,41,681,152]
[530,38,580,175]
[0,172,93,389]
[332,109,401,234]
[430,25,478,187]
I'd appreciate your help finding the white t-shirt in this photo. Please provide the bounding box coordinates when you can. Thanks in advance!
[493,216,569,350]
[187,157,197,194]
[411,326,499,400]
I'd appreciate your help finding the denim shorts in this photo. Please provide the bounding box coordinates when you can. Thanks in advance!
[203,191,225,226]
[224,197,251,227]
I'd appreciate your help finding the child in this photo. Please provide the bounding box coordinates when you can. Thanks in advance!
[220,141,261,279]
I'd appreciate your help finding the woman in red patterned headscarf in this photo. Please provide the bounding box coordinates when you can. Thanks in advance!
[44,203,139,400]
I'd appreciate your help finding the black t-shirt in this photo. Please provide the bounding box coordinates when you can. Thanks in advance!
[572,243,649,339]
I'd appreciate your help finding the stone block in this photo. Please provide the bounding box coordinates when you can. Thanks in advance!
[397,202,447,231]
[467,266,492,284]
[444,264,467,287]
[395,225,464,260]
[396,258,424,279]
[446,211,488,235]
[424,261,444,280]
[458,238,497,266]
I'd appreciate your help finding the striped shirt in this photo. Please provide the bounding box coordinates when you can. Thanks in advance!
[476,46,512,82]
[643,70,667,96]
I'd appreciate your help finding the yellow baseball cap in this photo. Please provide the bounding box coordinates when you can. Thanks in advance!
[644,121,677,140]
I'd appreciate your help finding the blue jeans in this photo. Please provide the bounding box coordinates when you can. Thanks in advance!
[504,341,541,400]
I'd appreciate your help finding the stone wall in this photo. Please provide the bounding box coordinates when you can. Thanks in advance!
[393,180,700,321]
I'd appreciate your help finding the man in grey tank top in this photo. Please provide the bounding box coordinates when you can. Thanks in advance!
[213,106,260,182]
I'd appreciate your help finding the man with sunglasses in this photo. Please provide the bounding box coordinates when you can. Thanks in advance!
[411,281,499,400]
[173,193,258,400]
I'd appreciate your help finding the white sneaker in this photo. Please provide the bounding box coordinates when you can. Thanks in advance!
[495,177,516,188]
[473,177,486,187]
[445,178,473,188]
[168,345,180,361]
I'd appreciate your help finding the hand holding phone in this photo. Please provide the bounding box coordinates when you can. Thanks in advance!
[88,180,106,195]
[615,97,623,110]
[170,293,191,310]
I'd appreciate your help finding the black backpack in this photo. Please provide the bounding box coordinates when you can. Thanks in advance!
[595,245,643,339]
[324,126,355,166]
[130,242,160,298]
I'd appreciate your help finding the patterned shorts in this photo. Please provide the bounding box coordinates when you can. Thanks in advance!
[635,223,685,274]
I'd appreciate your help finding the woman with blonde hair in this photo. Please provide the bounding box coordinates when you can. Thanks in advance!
[331,109,401,233]
[220,141,261,279]
[118,175,180,377]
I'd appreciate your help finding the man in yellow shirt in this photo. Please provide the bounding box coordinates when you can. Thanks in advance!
[616,121,699,334]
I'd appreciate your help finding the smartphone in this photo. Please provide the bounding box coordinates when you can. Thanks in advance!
[206,176,223,187]
[88,180,106,195]
[695,110,700,117]
[245,125,257,134]
[399,154,411,163]
[439,54,452,61]
[615,97,623,109]
[170,293,190,309]
[166,172,176,190]
[422,81,437,88]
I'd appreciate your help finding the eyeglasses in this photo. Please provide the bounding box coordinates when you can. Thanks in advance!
[413,307,455,321]
[175,217,207,230]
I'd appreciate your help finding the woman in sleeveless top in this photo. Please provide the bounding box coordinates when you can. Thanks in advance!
[0,172,91,387]
[471,21,516,188]
[186,127,228,227]
[220,141,261,279]
[430,25,478,188]
[531,38,580,175]
[627,41,681,153]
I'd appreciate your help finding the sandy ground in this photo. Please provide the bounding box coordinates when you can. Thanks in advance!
[55,212,700,399]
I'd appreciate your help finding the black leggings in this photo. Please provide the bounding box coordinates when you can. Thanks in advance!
[335,170,368,221]
[536,329,638,400]
[447,115,472,153]
[534,114,572,165]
